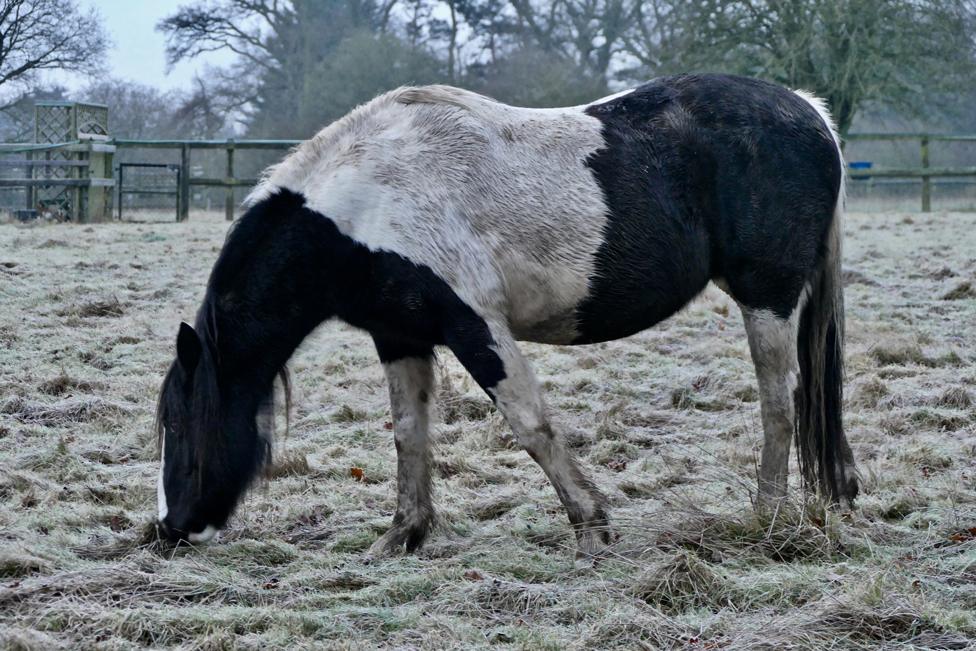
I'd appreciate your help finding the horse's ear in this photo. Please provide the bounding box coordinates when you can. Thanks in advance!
[176,322,202,374]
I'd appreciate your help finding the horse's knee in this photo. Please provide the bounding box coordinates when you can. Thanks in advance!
[513,419,555,453]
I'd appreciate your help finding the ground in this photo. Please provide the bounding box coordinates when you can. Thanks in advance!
[0,210,974,650]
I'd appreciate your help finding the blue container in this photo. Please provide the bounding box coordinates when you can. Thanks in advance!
[849,161,872,180]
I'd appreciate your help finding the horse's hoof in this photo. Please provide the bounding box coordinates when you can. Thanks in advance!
[574,527,612,568]
[367,533,404,558]
[574,544,611,569]
[367,522,428,557]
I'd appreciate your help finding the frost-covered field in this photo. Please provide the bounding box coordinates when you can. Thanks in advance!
[1,211,975,650]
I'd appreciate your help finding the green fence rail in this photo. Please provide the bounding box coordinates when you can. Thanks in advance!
[844,133,976,212]
[109,134,973,219]
[2,133,974,220]
[109,139,300,221]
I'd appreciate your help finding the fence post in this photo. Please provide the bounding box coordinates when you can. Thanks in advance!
[920,137,931,212]
[179,143,190,222]
[225,139,235,221]
[82,142,115,222]
[118,163,123,221]
[25,151,33,210]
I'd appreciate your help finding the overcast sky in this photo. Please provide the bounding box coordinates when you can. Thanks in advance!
[60,1,237,92]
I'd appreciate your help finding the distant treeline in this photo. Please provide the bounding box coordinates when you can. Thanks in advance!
[1,1,974,143]
[156,0,976,138]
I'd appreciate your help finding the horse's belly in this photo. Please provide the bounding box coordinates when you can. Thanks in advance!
[504,269,588,344]
[507,274,706,346]
[498,226,709,345]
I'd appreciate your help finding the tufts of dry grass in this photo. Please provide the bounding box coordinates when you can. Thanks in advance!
[941,280,976,300]
[937,386,973,409]
[0,395,130,426]
[2,210,976,649]
[630,550,731,613]
[55,296,126,319]
[869,340,964,369]
[264,451,312,479]
[37,373,105,397]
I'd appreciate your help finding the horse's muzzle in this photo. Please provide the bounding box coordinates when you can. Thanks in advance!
[157,519,218,545]
[156,518,188,544]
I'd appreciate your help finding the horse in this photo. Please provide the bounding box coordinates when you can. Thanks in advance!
[155,73,858,558]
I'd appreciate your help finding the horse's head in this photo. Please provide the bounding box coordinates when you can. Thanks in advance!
[154,189,324,544]
[155,320,276,544]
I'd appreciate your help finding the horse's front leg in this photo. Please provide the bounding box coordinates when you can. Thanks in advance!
[445,318,611,560]
[369,338,436,555]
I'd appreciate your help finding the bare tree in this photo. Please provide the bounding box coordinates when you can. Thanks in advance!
[0,0,108,104]
[83,79,176,139]
[501,0,633,83]
[158,0,392,135]
[159,0,976,137]
[158,0,293,75]
[0,84,66,140]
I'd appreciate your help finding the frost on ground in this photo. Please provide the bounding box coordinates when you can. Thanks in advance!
[0,211,974,650]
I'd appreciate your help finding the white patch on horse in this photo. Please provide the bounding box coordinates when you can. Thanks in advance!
[369,355,435,555]
[188,525,217,544]
[792,89,841,149]
[157,430,168,521]
[482,319,608,555]
[793,88,847,226]
[253,86,612,343]
[587,87,635,106]
[742,287,808,505]
[711,277,732,297]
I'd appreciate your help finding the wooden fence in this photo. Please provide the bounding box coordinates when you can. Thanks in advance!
[844,133,976,212]
[0,140,115,222]
[2,133,974,221]
[116,133,974,219]
[110,139,299,222]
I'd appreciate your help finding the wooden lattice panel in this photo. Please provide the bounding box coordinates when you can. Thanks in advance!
[35,103,73,143]
[35,101,109,142]
[76,104,109,140]
[32,101,111,220]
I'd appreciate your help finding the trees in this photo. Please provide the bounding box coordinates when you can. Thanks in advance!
[622,0,976,135]
[160,0,976,137]
[159,0,409,136]
[82,77,232,140]
[82,79,177,140]
[159,0,639,134]
[0,0,108,105]
[298,31,443,132]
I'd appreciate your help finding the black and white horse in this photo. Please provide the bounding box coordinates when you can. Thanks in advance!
[156,74,858,557]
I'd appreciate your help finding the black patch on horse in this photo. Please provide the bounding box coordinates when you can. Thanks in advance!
[576,73,842,342]
[157,188,506,540]
[215,189,506,390]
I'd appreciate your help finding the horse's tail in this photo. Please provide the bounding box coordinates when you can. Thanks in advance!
[794,103,857,504]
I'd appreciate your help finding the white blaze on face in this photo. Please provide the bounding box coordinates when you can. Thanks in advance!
[157,429,168,521]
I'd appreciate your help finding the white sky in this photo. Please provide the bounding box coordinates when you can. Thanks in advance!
[56,0,237,92]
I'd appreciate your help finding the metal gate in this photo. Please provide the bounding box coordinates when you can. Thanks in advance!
[117,163,181,222]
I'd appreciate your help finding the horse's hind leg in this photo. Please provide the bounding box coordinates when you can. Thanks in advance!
[369,338,436,554]
[445,318,610,559]
[741,305,802,507]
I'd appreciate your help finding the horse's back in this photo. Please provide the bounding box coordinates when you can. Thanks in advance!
[270,86,616,344]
